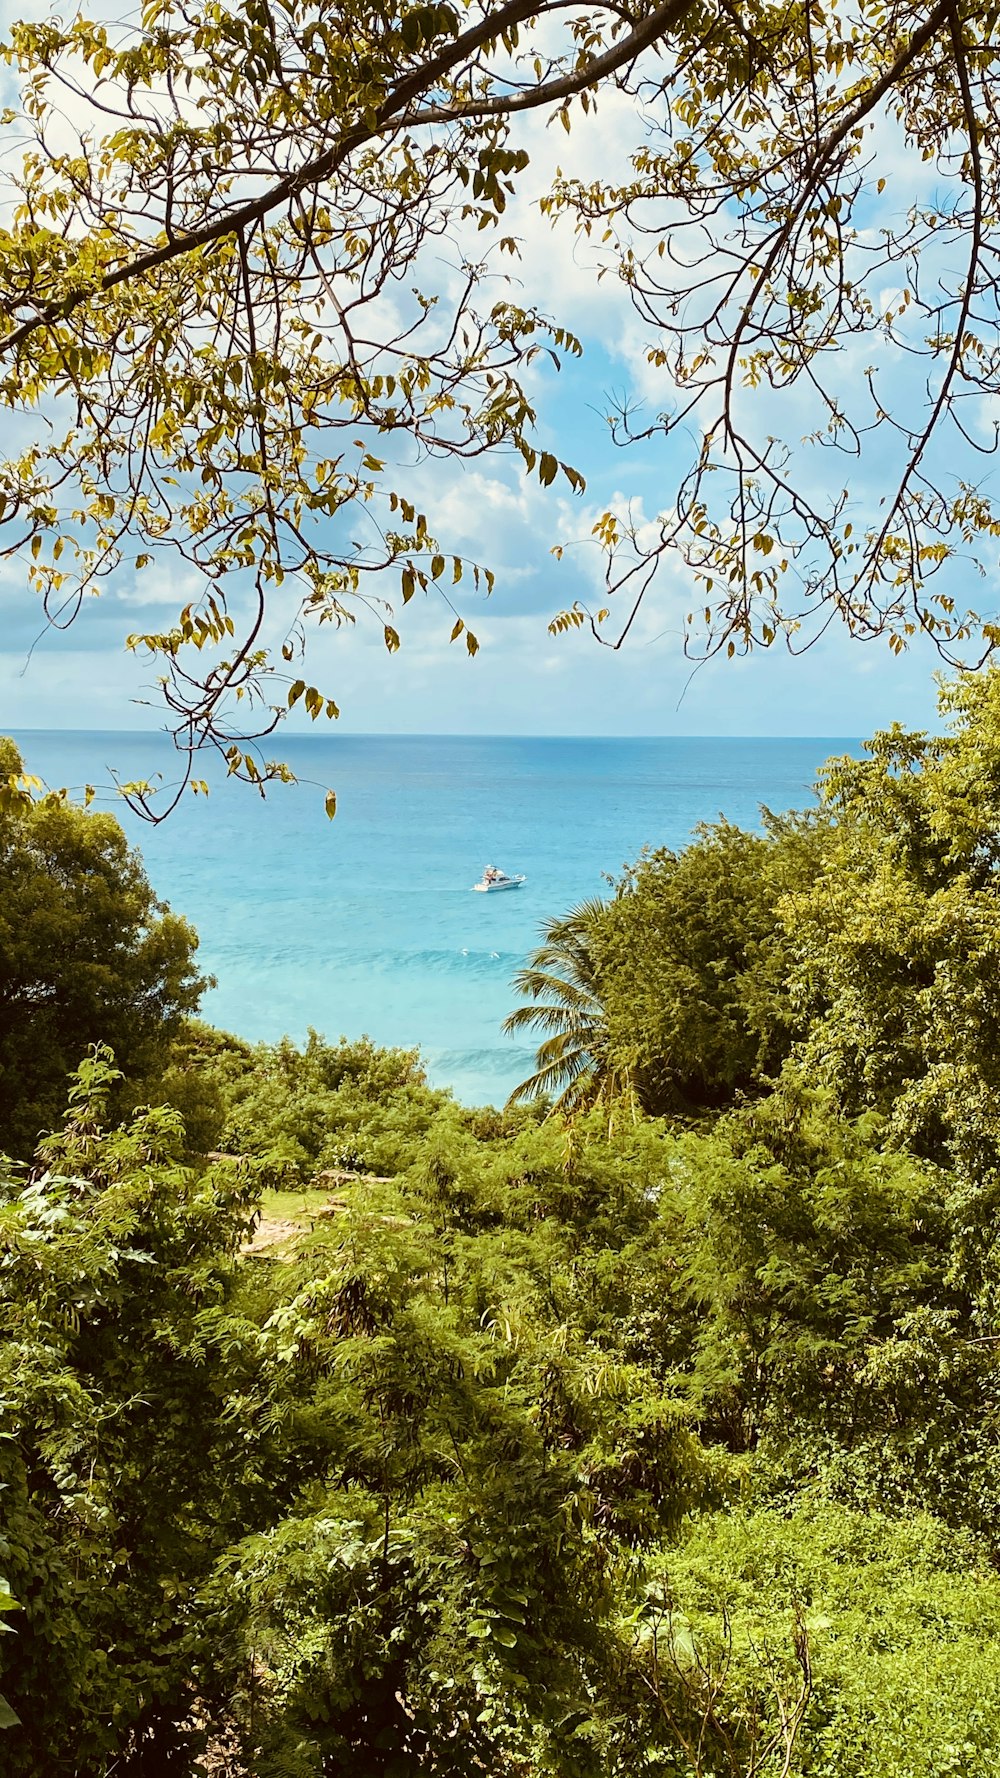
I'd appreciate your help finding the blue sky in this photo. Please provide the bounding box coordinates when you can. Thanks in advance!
[0,416,950,739]
[0,29,983,741]
[0,314,957,739]
[0,300,958,739]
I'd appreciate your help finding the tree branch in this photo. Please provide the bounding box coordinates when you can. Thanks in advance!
[0,0,696,360]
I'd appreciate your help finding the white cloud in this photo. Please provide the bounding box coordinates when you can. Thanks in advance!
[0,0,977,744]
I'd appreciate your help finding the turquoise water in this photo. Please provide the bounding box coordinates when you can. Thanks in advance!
[11,733,859,1106]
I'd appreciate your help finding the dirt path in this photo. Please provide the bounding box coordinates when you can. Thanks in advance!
[242,1217,308,1253]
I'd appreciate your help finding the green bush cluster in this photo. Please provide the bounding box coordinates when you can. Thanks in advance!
[3,1062,1000,1774]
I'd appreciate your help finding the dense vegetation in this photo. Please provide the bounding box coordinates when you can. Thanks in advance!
[4,674,1000,1774]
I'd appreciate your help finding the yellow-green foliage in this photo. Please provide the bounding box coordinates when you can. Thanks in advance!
[0,0,996,767]
[640,1507,1000,1778]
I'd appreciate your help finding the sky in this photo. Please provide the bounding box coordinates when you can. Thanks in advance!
[0,11,987,741]
[2,588,944,738]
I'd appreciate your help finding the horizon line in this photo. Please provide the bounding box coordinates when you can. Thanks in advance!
[7,726,866,741]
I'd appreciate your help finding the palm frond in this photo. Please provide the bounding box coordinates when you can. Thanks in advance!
[530,1031,594,1069]
[502,1002,602,1038]
[503,897,611,1113]
[506,1053,597,1109]
[506,968,602,1012]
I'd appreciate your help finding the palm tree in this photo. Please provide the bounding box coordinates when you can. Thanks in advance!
[502,896,622,1114]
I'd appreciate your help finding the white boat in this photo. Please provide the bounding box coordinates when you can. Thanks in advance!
[472,866,525,892]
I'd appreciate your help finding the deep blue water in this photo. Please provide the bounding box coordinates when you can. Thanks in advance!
[10,733,860,1105]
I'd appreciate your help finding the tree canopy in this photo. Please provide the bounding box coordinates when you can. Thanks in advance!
[595,813,832,1116]
[0,738,207,1154]
[508,670,1000,1161]
[783,671,1000,1186]
[3,0,1000,800]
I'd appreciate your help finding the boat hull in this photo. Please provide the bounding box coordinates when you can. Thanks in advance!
[472,876,525,892]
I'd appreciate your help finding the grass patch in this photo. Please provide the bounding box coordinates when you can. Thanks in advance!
[258,1186,336,1226]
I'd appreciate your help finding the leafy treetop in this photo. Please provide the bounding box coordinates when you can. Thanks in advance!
[0,738,208,1155]
[1,0,999,806]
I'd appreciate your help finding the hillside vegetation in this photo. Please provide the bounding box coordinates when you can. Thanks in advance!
[3,675,1000,1775]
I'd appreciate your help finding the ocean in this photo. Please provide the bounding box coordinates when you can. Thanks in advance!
[10,732,860,1106]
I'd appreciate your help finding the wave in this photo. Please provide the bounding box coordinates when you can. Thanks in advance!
[351,947,524,977]
[219,946,524,976]
[426,1045,537,1069]
[423,1044,539,1104]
